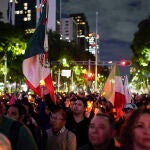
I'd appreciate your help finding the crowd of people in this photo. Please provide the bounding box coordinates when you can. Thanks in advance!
[0,90,150,150]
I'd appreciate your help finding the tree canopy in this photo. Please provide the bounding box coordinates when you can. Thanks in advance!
[130,16,150,91]
[131,16,150,73]
[0,21,27,83]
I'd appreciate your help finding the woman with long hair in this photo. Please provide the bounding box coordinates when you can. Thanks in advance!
[120,107,150,150]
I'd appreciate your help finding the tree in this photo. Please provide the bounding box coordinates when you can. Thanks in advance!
[0,21,27,84]
[131,16,150,90]
[131,16,150,69]
[48,30,96,88]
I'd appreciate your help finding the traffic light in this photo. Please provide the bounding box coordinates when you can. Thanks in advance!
[86,72,94,81]
[120,59,131,66]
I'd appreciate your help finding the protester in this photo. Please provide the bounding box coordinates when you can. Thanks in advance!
[66,98,90,148]
[0,101,8,115]
[78,113,121,150]
[46,107,76,150]
[69,97,77,111]
[7,104,26,121]
[0,133,12,150]
[120,107,150,150]
[122,103,137,120]
[0,101,38,150]
[114,103,138,148]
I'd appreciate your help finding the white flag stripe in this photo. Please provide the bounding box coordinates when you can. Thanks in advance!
[124,75,131,103]
[23,55,50,87]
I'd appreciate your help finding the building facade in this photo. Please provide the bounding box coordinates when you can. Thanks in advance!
[70,13,89,51]
[60,17,77,42]
[7,0,60,33]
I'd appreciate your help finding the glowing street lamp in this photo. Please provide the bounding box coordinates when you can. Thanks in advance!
[120,59,131,66]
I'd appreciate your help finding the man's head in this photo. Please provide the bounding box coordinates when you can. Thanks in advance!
[88,113,115,149]
[122,103,137,120]
[64,97,70,108]
[73,98,87,115]
[7,104,26,121]
[50,108,67,134]
[69,97,76,111]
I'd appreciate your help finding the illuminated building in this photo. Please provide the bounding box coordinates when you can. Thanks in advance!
[69,13,89,51]
[60,17,78,42]
[7,0,60,33]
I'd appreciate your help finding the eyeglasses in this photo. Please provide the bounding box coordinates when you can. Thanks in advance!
[50,116,64,121]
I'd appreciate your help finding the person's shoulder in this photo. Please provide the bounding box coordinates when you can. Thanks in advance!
[66,128,76,137]
[46,128,53,137]
[2,116,14,124]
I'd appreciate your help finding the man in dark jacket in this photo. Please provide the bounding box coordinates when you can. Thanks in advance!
[66,98,90,148]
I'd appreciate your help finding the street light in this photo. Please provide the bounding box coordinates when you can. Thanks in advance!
[120,59,131,66]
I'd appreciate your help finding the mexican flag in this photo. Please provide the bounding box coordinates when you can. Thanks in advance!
[22,0,55,104]
[124,75,132,103]
[102,64,125,117]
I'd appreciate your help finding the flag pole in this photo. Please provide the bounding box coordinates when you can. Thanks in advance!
[95,11,98,91]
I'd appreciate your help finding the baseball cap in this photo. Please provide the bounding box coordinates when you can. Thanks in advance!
[122,103,137,111]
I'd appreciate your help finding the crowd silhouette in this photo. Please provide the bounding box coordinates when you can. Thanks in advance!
[0,90,150,150]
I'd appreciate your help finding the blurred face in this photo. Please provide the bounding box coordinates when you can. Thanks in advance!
[64,98,70,108]
[7,106,20,120]
[88,116,113,148]
[133,113,150,150]
[70,101,75,111]
[73,100,85,115]
[50,112,66,133]
[123,109,134,120]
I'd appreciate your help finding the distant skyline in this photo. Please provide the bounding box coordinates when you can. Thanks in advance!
[62,0,150,61]
[1,0,150,75]
[61,0,150,75]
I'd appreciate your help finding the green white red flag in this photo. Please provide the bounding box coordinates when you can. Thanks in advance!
[102,64,125,117]
[22,0,55,104]
[124,75,132,103]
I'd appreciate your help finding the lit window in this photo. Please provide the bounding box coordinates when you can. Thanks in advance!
[24,6,28,10]
[15,11,19,14]
[28,17,31,21]
[27,14,31,17]
[24,3,28,7]
[20,10,23,14]
[24,17,27,21]
[27,10,31,13]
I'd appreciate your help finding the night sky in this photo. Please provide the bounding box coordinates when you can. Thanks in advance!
[1,0,150,75]
[62,0,150,61]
